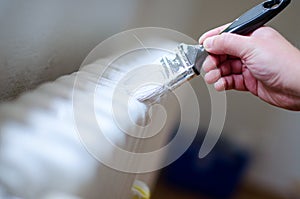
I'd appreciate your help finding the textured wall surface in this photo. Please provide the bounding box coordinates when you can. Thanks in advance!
[0,0,139,100]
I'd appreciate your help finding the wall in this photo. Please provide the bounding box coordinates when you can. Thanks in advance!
[0,0,139,100]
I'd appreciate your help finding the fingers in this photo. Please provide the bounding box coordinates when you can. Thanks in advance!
[204,59,243,81]
[198,24,231,44]
[202,54,227,73]
[205,69,221,84]
[204,59,245,91]
[216,75,247,91]
[213,75,247,91]
[199,24,254,92]
[214,78,226,91]
[203,33,252,58]
[220,59,243,75]
[202,55,218,73]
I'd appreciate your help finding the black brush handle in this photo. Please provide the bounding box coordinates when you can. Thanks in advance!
[221,0,291,35]
[193,0,291,75]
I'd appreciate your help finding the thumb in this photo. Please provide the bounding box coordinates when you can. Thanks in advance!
[203,33,252,58]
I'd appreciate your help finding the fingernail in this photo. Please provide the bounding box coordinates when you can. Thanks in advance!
[198,35,204,44]
[203,37,213,50]
[204,73,211,83]
[202,57,212,73]
[214,78,225,91]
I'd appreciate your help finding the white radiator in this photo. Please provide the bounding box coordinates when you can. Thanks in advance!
[0,27,197,199]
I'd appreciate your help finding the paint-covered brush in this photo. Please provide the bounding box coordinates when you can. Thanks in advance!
[134,0,290,103]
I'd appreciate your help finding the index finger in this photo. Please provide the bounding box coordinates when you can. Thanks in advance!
[198,23,231,44]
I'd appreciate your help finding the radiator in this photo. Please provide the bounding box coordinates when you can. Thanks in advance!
[0,27,197,199]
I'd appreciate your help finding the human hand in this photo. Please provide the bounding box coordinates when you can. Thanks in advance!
[199,25,300,111]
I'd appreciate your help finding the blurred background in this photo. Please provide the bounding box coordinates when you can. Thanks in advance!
[1,0,300,198]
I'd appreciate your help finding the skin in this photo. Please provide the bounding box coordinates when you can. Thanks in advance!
[199,25,300,111]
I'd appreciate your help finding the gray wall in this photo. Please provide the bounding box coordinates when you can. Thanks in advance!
[1,0,300,196]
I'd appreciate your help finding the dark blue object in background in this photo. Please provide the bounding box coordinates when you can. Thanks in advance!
[162,131,250,199]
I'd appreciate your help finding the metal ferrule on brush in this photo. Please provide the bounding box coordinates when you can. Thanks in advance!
[161,43,209,90]
[136,43,209,102]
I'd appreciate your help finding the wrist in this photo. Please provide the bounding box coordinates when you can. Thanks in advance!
[284,47,300,97]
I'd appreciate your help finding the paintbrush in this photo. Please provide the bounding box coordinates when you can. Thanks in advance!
[135,0,290,103]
